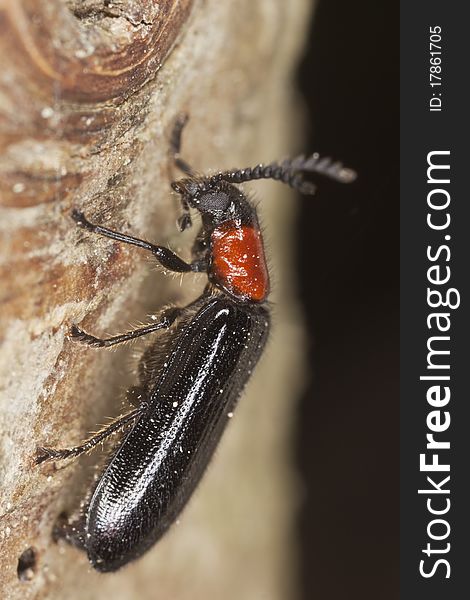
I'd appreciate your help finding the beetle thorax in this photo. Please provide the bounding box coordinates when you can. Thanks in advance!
[209,219,270,303]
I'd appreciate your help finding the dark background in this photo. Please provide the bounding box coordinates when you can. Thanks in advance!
[295,1,398,598]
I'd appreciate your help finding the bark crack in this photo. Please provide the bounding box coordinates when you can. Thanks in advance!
[69,1,155,28]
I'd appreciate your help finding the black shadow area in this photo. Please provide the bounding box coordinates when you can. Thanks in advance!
[295,1,399,599]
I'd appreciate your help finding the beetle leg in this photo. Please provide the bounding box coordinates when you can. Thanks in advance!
[70,307,182,348]
[35,406,143,465]
[169,113,195,230]
[176,197,193,232]
[71,209,203,273]
[52,513,87,550]
[169,112,195,177]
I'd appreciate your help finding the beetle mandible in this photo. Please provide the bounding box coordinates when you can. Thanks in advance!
[36,115,356,572]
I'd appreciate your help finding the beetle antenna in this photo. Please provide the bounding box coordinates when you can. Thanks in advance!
[190,153,357,196]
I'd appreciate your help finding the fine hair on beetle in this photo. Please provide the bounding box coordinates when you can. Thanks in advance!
[36,114,356,572]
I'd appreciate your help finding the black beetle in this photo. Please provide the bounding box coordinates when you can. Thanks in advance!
[36,115,355,572]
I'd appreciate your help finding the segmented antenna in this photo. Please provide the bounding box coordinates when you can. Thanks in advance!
[200,153,357,195]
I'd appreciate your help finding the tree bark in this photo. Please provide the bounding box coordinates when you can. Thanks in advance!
[0,0,312,598]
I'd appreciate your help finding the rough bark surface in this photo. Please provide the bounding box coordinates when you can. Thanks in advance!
[0,0,312,598]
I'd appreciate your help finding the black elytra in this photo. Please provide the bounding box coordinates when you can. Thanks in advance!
[36,114,356,572]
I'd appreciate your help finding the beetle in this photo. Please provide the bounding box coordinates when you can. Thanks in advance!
[36,114,356,572]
